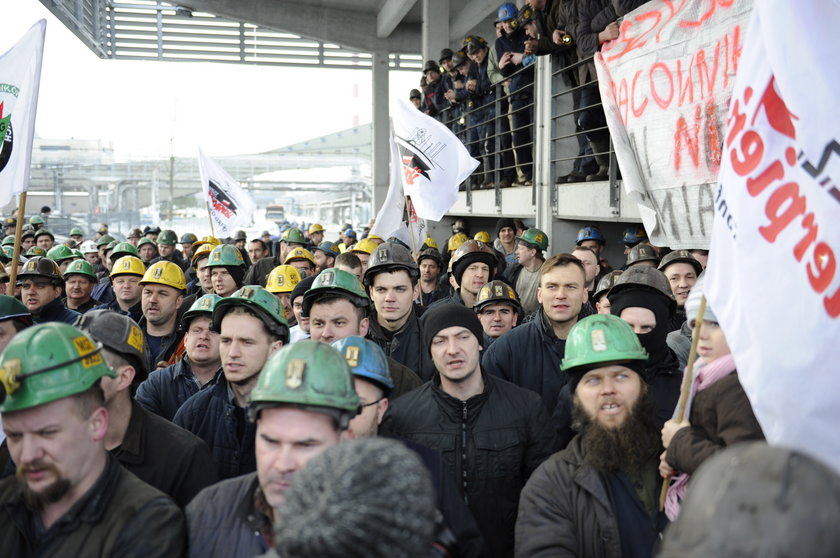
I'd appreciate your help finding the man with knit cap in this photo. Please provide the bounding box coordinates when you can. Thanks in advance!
[429,239,497,310]
[516,314,666,557]
[288,275,315,343]
[185,340,360,558]
[494,217,518,266]
[382,303,558,558]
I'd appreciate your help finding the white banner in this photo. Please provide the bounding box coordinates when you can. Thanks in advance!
[391,98,479,221]
[0,20,45,208]
[706,1,840,474]
[595,0,751,248]
[198,146,256,237]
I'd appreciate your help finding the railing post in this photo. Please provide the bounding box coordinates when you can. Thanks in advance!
[533,55,554,237]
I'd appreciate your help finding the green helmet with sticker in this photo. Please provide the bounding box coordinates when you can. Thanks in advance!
[249,340,360,428]
[561,314,648,373]
[205,244,246,269]
[181,293,222,327]
[282,227,307,245]
[109,241,139,261]
[95,234,115,247]
[25,246,47,257]
[46,244,75,263]
[69,227,84,237]
[212,285,289,344]
[515,227,549,251]
[157,229,178,246]
[28,216,44,226]
[0,323,117,413]
[63,259,97,281]
[1,235,14,247]
[301,267,369,316]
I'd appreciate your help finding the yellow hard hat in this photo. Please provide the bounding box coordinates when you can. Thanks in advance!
[110,256,146,278]
[140,261,187,291]
[191,235,220,250]
[266,265,302,294]
[447,232,469,252]
[308,223,325,234]
[349,238,378,255]
[191,243,215,266]
[284,247,316,267]
[474,231,492,243]
[424,236,438,250]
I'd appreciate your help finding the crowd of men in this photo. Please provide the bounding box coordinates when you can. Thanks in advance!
[0,202,823,558]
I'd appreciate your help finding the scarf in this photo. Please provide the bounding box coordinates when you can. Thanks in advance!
[664,353,737,520]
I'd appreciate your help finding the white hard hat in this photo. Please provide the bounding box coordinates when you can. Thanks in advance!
[80,240,98,254]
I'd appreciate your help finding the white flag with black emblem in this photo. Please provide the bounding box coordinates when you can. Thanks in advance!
[198,146,257,237]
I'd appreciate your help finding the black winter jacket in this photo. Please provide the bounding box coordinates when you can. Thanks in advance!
[367,311,436,381]
[136,358,220,421]
[32,297,80,325]
[381,373,559,558]
[173,379,256,480]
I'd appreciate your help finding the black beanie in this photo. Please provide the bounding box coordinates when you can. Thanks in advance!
[226,265,246,289]
[423,303,485,353]
[609,287,672,365]
[291,275,317,304]
[496,217,516,237]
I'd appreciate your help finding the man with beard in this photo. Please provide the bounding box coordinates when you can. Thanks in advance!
[174,286,287,480]
[417,248,445,307]
[0,323,185,556]
[312,241,338,274]
[516,314,665,557]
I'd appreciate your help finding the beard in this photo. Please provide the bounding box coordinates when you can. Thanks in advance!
[572,389,659,473]
[17,461,72,510]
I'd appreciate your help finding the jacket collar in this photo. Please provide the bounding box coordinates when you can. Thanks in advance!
[111,400,146,465]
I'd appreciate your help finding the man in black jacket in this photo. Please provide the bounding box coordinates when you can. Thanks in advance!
[382,304,558,558]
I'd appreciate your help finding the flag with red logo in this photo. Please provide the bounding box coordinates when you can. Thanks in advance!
[198,146,256,237]
[706,0,840,473]
[0,20,46,208]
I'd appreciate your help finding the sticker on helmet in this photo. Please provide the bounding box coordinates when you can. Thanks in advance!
[494,285,503,297]
[26,260,37,271]
[0,360,21,394]
[277,276,285,286]
[153,266,163,279]
[73,336,104,368]
[345,346,360,368]
[285,359,305,389]
[591,329,607,352]
[320,270,334,285]
[199,297,213,310]
[239,287,254,299]
[127,325,144,353]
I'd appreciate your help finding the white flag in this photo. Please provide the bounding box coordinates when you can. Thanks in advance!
[198,146,256,237]
[706,1,840,473]
[391,98,479,221]
[370,133,407,240]
[0,20,46,208]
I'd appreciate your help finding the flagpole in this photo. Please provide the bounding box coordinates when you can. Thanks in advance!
[8,192,27,289]
[659,294,707,510]
[205,201,215,237]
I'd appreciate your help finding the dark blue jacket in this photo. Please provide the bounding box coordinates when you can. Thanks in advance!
[136,358,220,421]
[94,298,143,324]
[173,378,256,480]
[494,27,534,95]
[367,311,436,382]
[92,276,115,305]
[481,308,567,412]
[33,297,80,325]
[139,317,184,369]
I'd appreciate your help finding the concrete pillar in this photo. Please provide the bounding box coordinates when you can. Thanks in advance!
[533,56,555,249]
[422,0,450,61]
[371,51,390,222]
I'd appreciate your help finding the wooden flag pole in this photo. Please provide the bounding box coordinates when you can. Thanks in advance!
[205,201,215,237]
[659,294,707,510]
[404,195,424,307]
[8,192,28,290]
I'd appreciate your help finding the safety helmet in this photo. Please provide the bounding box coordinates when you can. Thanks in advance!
[75,310,150,383]
[422,60,441,75]
[622,225,647,246]
[179,232,198,244]
[136,237,157,251]
[191,235,221,250]
[515,5,535,28]
[110,256,146,279]
[308,223,325,235]
[1,235,13,246]
[314,241,340,258]
[212,285,289,343]
[68,227,84,237]
[409,88,422,100]
[560,314,648,373]
[249,340,360,428]
[18,256,62,285]
[417,248,443,268]
[302,267,370,316]
[95,234,115,247]
[447,232,469,252]
[266,265,302,294]
[191,243,215,266]
[205,244,246,269]
[127,228,143,240]
[181,293,222,328]
[25,247,46,257]
[46,244,75,263]
[451,218,468,234]
[592,269,624,302]
[515,227,549,251]
[63,259,97,282]
[474,279,522,314]
[626,243,660,267]
[658,249,703,276]
[0,295,32,326]
[474,231,491,243]
[28,216,44,226]
[2,217,15,228]
[363,242,419,286]
[331,336,393,396]
[341,228,357,241]
[497,2,518,22]
[283,227,307,245]
[610,266,676,314]
[72,249,84,259]
[80,240,98,254]
[0,246,14,261]
[575,225,605,245]
[349,238,378,255]
[157,229,178,246]
[449,239,497,284]
[284,247,316,267]
[0,323,117,412]
[233,230,247,242]
[109,241,139,262]
[451,50,469,68]
[139,260,187,291]
[423,236,438,250]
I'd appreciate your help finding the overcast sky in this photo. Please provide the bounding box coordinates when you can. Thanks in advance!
[7,1,419,159]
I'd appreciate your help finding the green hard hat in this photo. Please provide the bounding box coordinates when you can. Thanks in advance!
[25,246,47,257]
[69,227,84,237]
[212,285,289,344]
[180,232,198,244]
[95,234,115,247]
[137,237,157,250]
[110,241,139,261]
[248,340,360,428]
[1,246,14,260]
[516,227,549,251]
[1,235,14,247]
[301,267,369,316]
[157,229,178,246]
[0,323,117,413]
[0,295,32,325]
[182,293,222,327]
[28,215,44,225]
[63,259,97,281]
[205,244,246,269]
[46,244,75,262]
[561,314,648,373]
[72,249,84,260]
[283,227,306,245]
